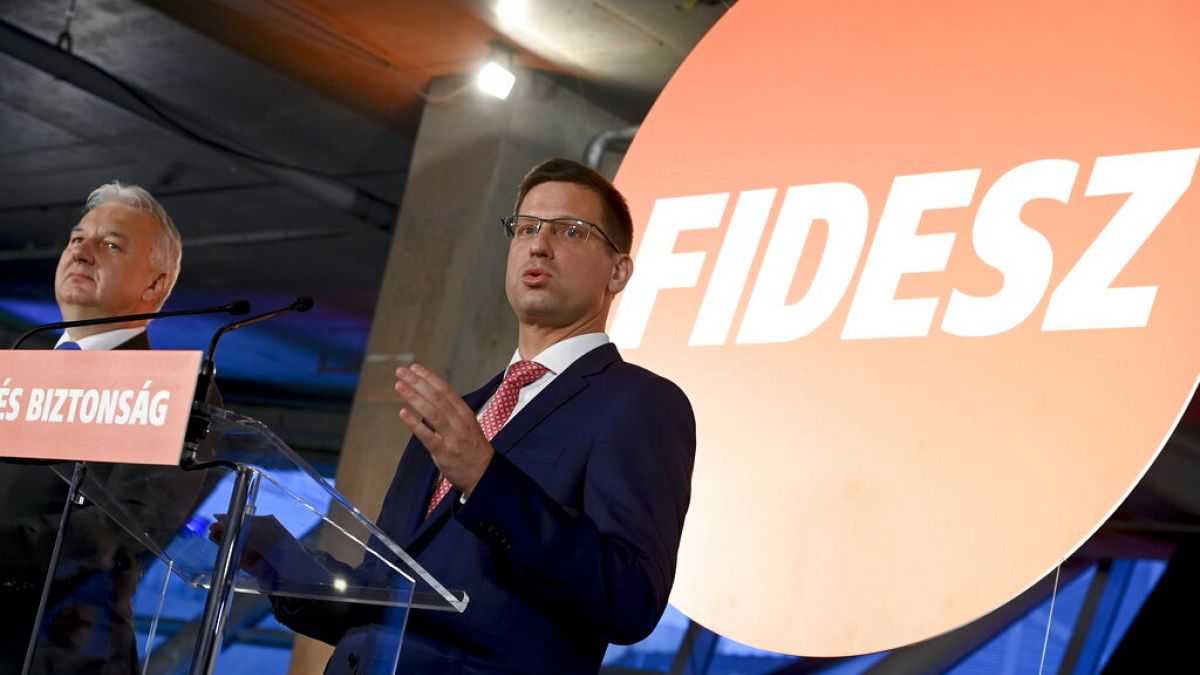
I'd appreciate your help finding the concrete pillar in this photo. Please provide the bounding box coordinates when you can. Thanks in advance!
[288,69,629,674]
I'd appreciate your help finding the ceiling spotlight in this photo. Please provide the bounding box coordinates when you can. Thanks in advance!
[477,60,516,100]
[496,0,529,28]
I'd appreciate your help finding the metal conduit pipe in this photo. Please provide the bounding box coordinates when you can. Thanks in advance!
[583,125,640,169]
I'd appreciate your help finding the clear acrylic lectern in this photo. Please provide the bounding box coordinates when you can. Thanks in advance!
[26,403,465,675]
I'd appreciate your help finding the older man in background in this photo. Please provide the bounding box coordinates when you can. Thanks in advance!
[0,182,206,675]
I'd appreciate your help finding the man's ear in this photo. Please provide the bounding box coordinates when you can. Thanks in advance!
[608,254,633,294]
[142,271,169,304]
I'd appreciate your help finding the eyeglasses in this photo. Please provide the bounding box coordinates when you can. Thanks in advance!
[501,215,620,253]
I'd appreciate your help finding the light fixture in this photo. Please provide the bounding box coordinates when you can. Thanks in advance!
[495,0,528,29]
[477,60,516,100]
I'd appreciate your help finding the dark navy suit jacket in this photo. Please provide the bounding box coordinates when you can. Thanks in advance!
[285,343,696,674]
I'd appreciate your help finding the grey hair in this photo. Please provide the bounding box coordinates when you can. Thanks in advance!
[84,182,182,307]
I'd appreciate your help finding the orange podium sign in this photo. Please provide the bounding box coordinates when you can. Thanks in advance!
[0,351,202,465]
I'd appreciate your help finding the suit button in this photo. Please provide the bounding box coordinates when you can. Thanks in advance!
[348,652,358,669]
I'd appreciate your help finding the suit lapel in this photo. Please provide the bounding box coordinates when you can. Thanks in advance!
[402,371,504,547]
[113,331,151,351]
[400,346,620,548]
[390,452,439,545]
[401,346,621,548]
[490,343,620,456]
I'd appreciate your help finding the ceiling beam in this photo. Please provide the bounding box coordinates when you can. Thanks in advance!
[0,18,398,229]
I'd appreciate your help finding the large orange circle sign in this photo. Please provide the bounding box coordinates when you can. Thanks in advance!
[610,0,1200,656]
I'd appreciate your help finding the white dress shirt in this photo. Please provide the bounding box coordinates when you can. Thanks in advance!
[55,327,146,351]
[480,332,611,421]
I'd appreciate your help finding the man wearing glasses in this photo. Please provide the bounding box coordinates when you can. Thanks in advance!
[280,158,696,673]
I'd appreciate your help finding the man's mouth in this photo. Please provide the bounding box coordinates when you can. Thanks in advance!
[522,267,549,285]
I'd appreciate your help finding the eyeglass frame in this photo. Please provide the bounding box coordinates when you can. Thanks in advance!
[501,215,621,253]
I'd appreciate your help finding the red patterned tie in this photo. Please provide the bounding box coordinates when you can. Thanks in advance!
[424,360,549,517]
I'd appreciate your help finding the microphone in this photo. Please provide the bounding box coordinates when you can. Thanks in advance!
[185,297,312,467]
[193,297,314,403]
[10,300,252,349]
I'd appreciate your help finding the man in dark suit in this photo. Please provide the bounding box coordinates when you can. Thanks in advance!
[277,158,696,673]
[0,182,207,674]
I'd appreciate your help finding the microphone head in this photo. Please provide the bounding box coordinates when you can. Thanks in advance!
[227,299,252,316]
[293,296,315,313]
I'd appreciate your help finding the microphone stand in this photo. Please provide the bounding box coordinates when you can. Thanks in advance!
[10,300,251,349]
[20,463,86,675]
[184,297,314,467]
[191,296,313,409]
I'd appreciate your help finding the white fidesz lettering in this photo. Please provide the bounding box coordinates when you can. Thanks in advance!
[611,192,729,349]
[18,381,171,426]
[1041,148,1200,331]
[737,183,868,344]
[842,169,979,340]
[941,159,1074,336]
[610,147,1199,346]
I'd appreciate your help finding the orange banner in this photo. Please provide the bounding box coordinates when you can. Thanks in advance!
[0,351,202,465]
[612,0,1200,656]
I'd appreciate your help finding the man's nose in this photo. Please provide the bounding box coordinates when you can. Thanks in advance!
[527,226,555,256]
[70,239,96,263]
